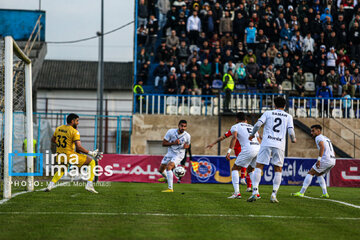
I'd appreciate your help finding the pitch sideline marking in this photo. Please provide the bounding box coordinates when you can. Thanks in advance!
[0,211,358,220]
[303,196,360,209]
[0,182,67,205]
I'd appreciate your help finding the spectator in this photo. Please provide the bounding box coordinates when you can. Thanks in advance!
[256,29,269,57]
[138,0,148,27]
[220,32,234,48]
[292,54,302,71]
[211,57,223,80]
[342,90,352,118]
[290,30,304,54]
[177,41,191,61]
[243,49,257,66]
[302,51,316,74]
[293,68,306,96]
[235,63,246,84]
[265,64,279,93]
[341,69,356,97]
[326,47,338,71]
[203,9,215,38]
[234,42,247,63]
[166,30,179,48]
[200,58,212,83]
[137,62,150,85]
[336,49,350,66]
[165,74,177,94]
[246,57,260,88]
[273,52,284,69]
[315,68,327,89]
[178,72,190,95]
[163,6,178,35]
[316,81,333,118]
[257,52,270,69]
[219,11,233,35]
[189,72,202,95]
[157,0,170,30]
[245,22,257,50]
[280,23,293,48]
[137,48,150,66]
[223,60,236,74]
[146,14,158,56]
[349,22,360,60]
[257,69,266,90]
[233,12,247,43]
[202,82,213,97]
[327,68,341,96]
[282,61,294,83]
[352,67,360,96]
[349,60,357,74]
[177,60,187,77]
[266,43,279,63]
[153,60,169,88]
[303,33,315,53]
[274,68,284,93]
[187,11,201,45]
[137,24,148,46]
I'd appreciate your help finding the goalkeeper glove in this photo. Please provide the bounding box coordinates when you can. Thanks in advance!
[88,149,103,161]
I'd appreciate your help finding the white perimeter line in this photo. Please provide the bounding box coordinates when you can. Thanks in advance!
[0,182,68,205]
[0,212,358,220]
[303,196,360,209]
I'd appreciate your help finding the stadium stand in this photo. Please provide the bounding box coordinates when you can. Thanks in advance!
[136,0,360,99]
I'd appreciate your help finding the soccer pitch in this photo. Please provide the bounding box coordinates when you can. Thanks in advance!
[0,182,359,240]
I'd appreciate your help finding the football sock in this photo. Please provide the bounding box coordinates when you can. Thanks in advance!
[240,167,246,179]
[252,168,262,195]
[272,172,282,196]
[87,160,96,183]
[248,171,253,186]
[160,170,167,179]
[51,169,65,183]
[317,175,327,195]
[231,170,240,194]
[166,170,173,190]
[300,174,313,194]
[246,172,252,188]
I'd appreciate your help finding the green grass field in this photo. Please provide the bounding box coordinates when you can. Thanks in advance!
[0,182,359,240]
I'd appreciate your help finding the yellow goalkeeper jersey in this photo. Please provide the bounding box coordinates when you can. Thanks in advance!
[53,125,80,155]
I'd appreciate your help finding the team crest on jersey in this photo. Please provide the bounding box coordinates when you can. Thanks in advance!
[191,157,216,182]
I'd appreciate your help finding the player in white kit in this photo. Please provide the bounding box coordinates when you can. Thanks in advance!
[291,125,335,198]
[247,97,297,203]
[225,112,261,199]
[159,120,191,192]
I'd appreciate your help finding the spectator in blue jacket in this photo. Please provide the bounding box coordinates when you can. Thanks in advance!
[320,8,333,23]
[280,23,293,48]
[316,81,333,117]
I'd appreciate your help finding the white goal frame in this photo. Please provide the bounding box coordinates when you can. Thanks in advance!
[3,36,34,199]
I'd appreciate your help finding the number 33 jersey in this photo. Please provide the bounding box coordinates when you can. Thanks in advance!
[258,109,294,151]
[53,125,81,155]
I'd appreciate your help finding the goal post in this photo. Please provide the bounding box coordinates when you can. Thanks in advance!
[3,36,33,199]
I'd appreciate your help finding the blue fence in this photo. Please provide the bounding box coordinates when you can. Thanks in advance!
[134,93,360,118]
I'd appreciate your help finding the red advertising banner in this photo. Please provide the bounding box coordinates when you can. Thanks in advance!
[98,154,191,183]
[330,159,360,187]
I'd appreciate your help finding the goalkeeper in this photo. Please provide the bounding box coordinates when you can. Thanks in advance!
[45,113,103,193]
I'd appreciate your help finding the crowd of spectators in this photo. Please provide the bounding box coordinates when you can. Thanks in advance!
[136,0,360,99]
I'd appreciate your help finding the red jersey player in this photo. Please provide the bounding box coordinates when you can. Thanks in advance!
[206,127,252,191]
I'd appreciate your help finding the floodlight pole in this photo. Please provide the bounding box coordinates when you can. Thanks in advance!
[97,0,105,152]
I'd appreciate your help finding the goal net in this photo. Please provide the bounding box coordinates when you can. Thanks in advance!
[0,36,34,199]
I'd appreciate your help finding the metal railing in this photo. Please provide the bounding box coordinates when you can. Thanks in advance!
[134,93,360,119]
[133,93,284,115]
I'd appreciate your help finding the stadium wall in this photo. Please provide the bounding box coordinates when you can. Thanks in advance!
[98,154,360,187]
[131,114,317,158]
[0,9,46,41]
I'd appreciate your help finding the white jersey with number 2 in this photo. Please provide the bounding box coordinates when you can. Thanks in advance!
[258,109,294,151]
[315,134,336,165]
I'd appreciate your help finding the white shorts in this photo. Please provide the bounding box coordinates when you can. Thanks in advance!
[161,155,183,167]
[256,146,285,167]
[234,148,259,168]
[313,161,335,175]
